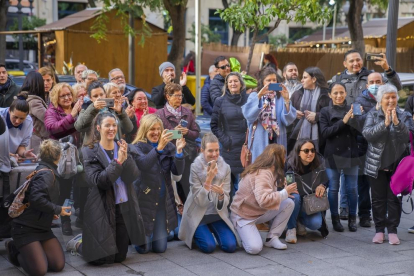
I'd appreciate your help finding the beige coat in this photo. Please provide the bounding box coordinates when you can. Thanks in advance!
[27,95,48,154]
[230,169,288,220]
[178,154,239,249]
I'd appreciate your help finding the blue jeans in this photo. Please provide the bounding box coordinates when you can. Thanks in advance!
[287,193,322,230]
[135,199,168,253]
[231,173,240,196]
[340,173,348,209]
[193,219,237,253]
[168,213,182,241]
[326,166,358,217]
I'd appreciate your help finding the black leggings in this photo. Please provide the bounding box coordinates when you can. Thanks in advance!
[17,238,65,276]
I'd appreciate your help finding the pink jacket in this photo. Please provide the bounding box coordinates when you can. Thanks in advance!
[44,103,80,146]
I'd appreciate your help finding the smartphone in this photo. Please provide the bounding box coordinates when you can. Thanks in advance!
[366,53,383,61]
[99,98,114,108]
[17,157,36,164]
[353,103,362,116]
[207,160,217,169]
[63,199,74,210]
[166,130,183,139]
[286,171,295,185]
[268,83,283,91]
[179,119,188,128]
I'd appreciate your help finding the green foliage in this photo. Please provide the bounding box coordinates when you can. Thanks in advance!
[10,16,46,45]
[188,22,221,44]
[217,0,331,35]
[269,34,291,48]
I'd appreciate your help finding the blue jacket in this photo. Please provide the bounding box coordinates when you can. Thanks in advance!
[209,74,225,105]
[201,77,213,115]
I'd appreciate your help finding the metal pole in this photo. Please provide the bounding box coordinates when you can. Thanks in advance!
[17,0,24,71]
[195,0,202,115]
[322,22,326,41]
[128,13,135,86]
[386,0,399,69]
[332,3,337,41]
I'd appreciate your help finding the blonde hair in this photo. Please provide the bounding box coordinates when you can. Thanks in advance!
[39,139,61,164]
[72,83,86,100]
[103,82,120,98]
[50,83,75,108]
[132,114,164,144]
[38,67,56,84]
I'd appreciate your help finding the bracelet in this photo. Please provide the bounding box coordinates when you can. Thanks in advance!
[284,100,290,105]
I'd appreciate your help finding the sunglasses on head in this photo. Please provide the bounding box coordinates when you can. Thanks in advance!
[300,148,316,154]
[217,64,230,70]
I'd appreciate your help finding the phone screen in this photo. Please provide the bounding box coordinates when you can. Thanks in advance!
[63,199,74,209]
[286,173,295,185]
[180,119,188,128]
[268,83,283,91]
[366,54,382,61]
[353,103,362,116]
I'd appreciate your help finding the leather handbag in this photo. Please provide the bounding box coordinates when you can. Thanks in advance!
[301,178,329,215]
[240,121,258,168]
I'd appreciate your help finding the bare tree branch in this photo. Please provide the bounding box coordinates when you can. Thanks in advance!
[256,18,282,42]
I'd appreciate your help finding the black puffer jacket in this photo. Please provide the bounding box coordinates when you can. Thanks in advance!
[319,102,362,169]
[210,89,248,175]
[151,83,195,109]
[362,108,413,178]
[81,143,145,265]
[13,162,60,231]
[130,142,184,236]
[209,74,225,104]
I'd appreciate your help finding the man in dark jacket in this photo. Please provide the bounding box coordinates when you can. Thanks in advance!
[0,64,20,108]
[209,56,231,105]
[151,62,195,109]
[201,65,218,115]
[329,50,401,104]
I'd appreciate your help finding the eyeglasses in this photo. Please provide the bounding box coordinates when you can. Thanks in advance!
[169,94,183,98]
[111,76,125,81]
[300,148,316,154]
[217,64,230,70]
[59,93,72,99]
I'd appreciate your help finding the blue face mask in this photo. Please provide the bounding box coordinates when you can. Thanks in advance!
[368,84,379,95]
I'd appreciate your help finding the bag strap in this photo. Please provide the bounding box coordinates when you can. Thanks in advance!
[410,132,414,157]
[402,194,414,215]
[248,120,258,150]
[26,168,55,183]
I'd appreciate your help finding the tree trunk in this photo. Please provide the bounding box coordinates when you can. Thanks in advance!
[231,30,242,46]
[246,29,257,75]
[163,0,187,82]
[347,0,365,57]
[0,0,8,64]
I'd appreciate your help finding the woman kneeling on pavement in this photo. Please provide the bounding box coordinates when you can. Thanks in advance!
[362,83,413,245]
[230,144,296,254]
[6,140,71,276]
[285,139,329,244]
[66,112,145,265]
[179,133,238,253]
[131,114,186,253]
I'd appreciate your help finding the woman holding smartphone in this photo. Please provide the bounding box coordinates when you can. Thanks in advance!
[179,133,238,253]
[66,112,145,264]
[6,140,71,276]
[131,114,186,253]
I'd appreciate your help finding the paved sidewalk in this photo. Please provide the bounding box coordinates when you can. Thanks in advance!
[1,199,413,276]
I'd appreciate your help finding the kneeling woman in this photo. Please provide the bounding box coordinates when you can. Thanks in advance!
[6,140,71,276]
[67,112,145,265]
[179,133,238,253]
[131,114,185,253]
[230,144,296,254]
[285,139,329,244]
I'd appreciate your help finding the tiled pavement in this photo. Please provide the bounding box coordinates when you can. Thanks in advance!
[1,199,413,276]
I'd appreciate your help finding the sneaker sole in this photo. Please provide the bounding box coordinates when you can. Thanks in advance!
[285,239,297,244]
[408,229,414,234]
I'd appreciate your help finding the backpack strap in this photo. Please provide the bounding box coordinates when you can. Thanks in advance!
[402,194,414,215]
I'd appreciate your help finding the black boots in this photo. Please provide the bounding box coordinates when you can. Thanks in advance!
[331,215,344,232]
[318,214,329,238]
[348,215,357,232]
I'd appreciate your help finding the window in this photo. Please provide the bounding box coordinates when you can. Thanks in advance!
[249,27,269,44]
[209,9,228,45]
[58,2,87,20]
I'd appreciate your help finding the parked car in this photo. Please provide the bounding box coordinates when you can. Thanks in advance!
[398,73,414,107]
[10,75,155,107]
[5,59,38,75]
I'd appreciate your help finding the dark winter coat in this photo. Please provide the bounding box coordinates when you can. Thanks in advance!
[0,78,19,108]
[404,95,414,116]
[13,162,61,231]
[130,142,184,236]
[81,143,145,264]
[151,83,195,109]
[155,105,199,142]
[209,74,225,104]
[329,67,401,104]
[362,108,412,178]
[201,77,213,115]
[210,89,248,175]
[319,102,362,169]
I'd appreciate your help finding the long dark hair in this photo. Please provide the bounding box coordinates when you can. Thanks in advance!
[256,67,281,99]
[304,67,328,89]
[10,91,30,114]
[287,139,321,175]
[20,71,45,101]
[241,144,286,187]
[87,112,118,148]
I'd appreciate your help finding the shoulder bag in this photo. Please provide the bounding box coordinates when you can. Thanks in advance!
[301,177,329,215]
[240,120,258,168]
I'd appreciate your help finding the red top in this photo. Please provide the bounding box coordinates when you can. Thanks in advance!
[134,107,157,128]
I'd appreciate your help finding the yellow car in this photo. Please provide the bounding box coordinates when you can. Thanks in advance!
[8,70,25,77]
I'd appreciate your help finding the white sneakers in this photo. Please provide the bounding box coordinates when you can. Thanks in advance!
[264,236,287,250]
[285,228,297,244]
[297,221,307,236]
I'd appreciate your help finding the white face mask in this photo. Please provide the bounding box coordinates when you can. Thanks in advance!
[368,84,379,95]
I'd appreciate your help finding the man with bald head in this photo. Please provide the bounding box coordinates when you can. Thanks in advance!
[74,64,88,83]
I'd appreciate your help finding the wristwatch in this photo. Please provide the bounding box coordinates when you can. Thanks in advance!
[385,66,393,73]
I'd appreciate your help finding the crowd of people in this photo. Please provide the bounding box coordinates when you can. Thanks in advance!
[0,48,413,275]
